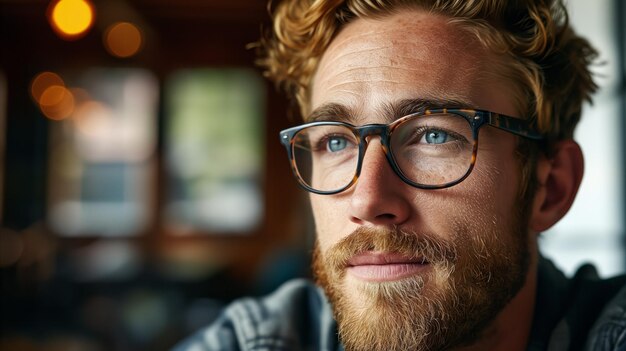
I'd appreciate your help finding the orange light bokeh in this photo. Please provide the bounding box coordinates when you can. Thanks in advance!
[39,85,75,120]
[31,71,75,120]
[48,0,95,40]
[31,72,65,102]
[104,22,142,58]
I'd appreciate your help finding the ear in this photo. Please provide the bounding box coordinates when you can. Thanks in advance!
[529,140,584,232]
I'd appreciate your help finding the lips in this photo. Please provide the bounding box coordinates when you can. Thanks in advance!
[346,252,430,282]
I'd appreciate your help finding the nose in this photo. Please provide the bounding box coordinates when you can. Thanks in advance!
[348,138,412,226]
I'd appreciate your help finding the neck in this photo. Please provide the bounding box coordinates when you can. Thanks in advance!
[456,247,539,351]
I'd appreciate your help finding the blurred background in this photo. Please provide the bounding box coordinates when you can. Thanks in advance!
[0,0,624,350]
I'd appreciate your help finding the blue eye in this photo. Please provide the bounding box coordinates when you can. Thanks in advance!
[424,130,449,144]
[327,137,348,152]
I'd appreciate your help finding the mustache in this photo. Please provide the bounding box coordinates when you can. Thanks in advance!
[323,226,458,271]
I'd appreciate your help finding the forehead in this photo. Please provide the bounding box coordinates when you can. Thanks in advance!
[310,9,518,122]
[321,9,470,66]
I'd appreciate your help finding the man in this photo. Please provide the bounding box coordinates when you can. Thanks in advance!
[175,0,626,350]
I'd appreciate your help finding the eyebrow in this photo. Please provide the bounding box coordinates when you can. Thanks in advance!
[307,97,473,124]
[306,103,355,123]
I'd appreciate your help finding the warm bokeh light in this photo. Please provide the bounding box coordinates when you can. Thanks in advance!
[104,22,142,58]
[39,85,75,120]
[31,71,75,120]
[73,100,113,136]
[31,71,65,102]
[48,0,95,40]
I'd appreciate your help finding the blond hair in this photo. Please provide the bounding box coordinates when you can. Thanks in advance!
[258,0,598,145]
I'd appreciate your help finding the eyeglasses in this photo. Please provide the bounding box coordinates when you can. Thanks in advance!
[279,108,542,195]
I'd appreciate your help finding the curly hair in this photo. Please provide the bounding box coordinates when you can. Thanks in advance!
[258,0,598,145]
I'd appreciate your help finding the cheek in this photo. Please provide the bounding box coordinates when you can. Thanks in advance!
[465,144,522,226]
[310,195,345,252]
[424,147,521,236]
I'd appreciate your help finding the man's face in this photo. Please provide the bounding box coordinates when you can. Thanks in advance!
[309,9,534,351]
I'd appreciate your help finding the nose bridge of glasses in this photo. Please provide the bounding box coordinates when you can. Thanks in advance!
[356,124,389,145]
[353,123,393,169]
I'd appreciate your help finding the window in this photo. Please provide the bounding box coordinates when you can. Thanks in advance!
[47,68,158,236]
[164,68,265,234]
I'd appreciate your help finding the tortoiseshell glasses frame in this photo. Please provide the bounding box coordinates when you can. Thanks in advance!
[279,108,543,195]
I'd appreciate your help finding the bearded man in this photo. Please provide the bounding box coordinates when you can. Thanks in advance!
[174,0,626,350]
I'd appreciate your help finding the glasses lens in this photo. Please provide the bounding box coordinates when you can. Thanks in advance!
[292,124,359,192]
[390,113,474,187]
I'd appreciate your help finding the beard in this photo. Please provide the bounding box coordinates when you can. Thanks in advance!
[312,211,530,351]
